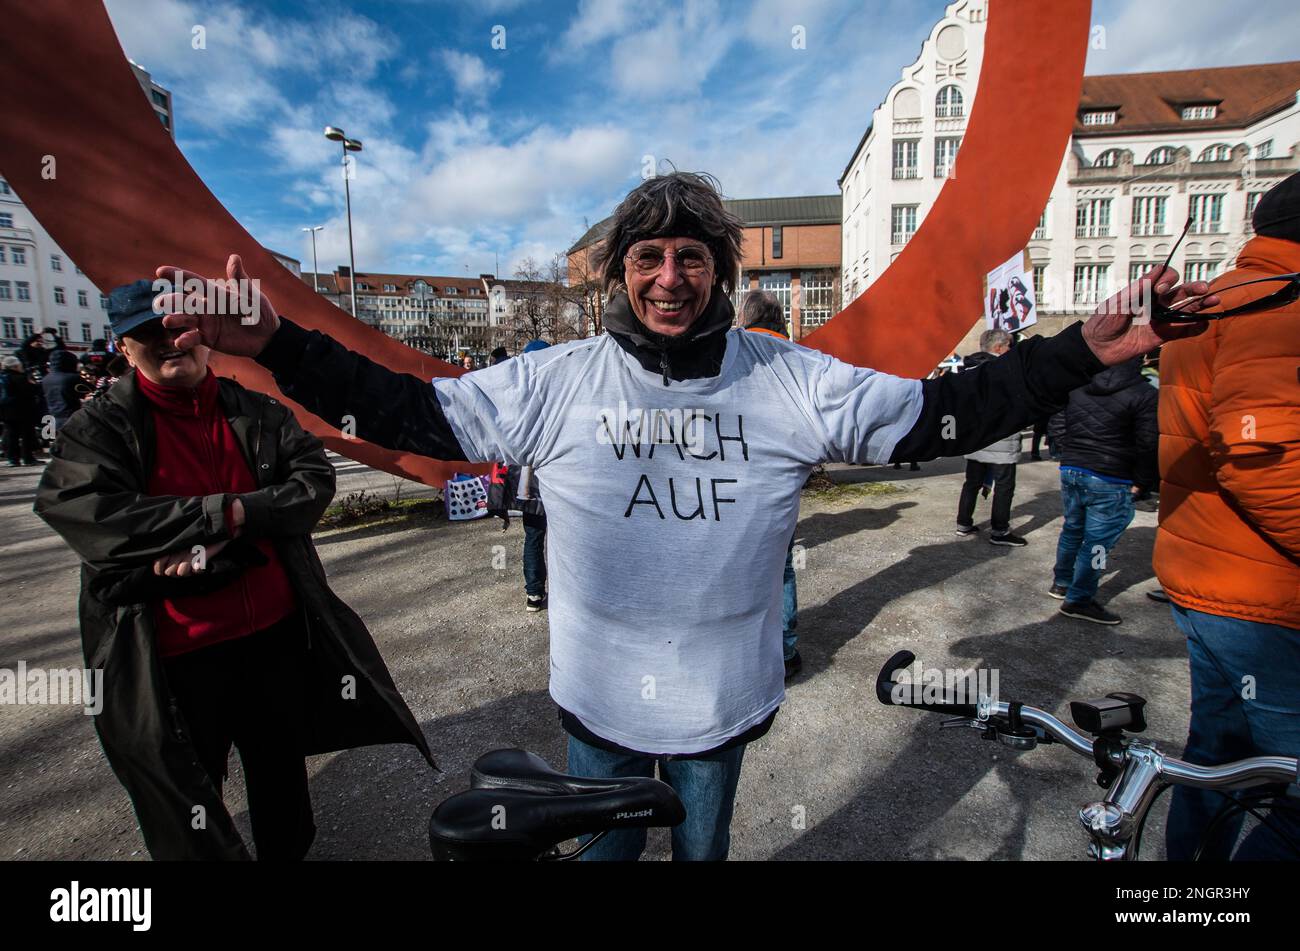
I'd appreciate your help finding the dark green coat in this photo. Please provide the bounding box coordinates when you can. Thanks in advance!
[34,370,434,860]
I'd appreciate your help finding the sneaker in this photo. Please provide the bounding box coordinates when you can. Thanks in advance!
[1047,583,1068,600]
[989,532,1027,547]
[955,524,979,537]
[1059,600,1121,625]
[784,650,803,681]
[1146,589,1170,604]
[526,594,547,613]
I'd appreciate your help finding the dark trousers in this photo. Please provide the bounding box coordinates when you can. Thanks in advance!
[2,419,38,463]
[957,460,1016,534]
[523,520,547,597]
[162,616,316,861]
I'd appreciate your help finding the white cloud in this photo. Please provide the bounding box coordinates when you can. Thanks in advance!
[1087,0,1300,73]
[440,50,503,101]
[555,0,639,55]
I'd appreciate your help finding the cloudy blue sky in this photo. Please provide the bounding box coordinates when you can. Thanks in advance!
[103,0,1300,279]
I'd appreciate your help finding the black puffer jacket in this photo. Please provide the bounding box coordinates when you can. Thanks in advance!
[1052,357,1158,490]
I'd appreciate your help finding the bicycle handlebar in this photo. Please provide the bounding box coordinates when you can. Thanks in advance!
[875,650,1300,790]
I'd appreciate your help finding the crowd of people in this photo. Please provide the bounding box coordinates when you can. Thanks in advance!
[1,332,124,466]
[18,169,1299,861]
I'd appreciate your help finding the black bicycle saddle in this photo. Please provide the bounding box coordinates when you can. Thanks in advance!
[429,749,685,861]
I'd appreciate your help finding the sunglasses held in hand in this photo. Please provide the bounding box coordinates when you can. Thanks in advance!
[1149,215,1300,322]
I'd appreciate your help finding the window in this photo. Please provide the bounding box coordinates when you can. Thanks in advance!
[1131,195,1167,236]
[2,317,15,339]
[891,205,918,245]
[1185,260,1221,284]
[0,280,10,300]
[75,266,82,275]
[469,287,481,295]
[1256,140,1273,159]
[77,289,88,307]
[798,276,835,330]
[0,213,12,228]
[1145,146,1175,165]
[934,137,961,178]
[892,139,920,179]
[1075,198,1112,238]
[1081,110,1116,126]
[1033,207,1049,240]
[1032,265,1045,301]
[445,287,458,294]
[99,294,108,310]
[54,286,66,305]
[383,283,396,292]
[1073,264,1110,306]
[11,246,25,265]
[57,320,69,339]
[1130,262,1152,284]
[1093,149,1122,168]
[1189,193,1224,233]
[772,226,783,259]
[1181,104,1217,120]
[1245,191,1266,227]
[20,317,34,338]
[81,322,92,342]
[150,89,168,108]
[0,179,10,195]
[0,246,5,263]
[1196,143,1232,163]
[935,85,964,118]
[50,254,62,271]
[16,281,30,301]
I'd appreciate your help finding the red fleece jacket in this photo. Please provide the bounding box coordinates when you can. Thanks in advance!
[137,370,296,657]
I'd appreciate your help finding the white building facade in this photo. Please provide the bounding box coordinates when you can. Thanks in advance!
[840,0,1300,354]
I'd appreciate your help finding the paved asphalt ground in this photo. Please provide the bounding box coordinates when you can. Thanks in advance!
[0,450,1191,861]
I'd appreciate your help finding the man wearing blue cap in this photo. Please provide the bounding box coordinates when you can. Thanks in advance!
[34,279,433,860]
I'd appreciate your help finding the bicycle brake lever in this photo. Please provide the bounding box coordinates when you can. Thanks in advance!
[940,717,996,738]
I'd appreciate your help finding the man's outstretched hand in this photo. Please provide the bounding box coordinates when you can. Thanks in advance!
[1082,265,1218,366]
[154,254,280,358]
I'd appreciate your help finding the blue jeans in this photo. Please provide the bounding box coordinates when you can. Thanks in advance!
[783,545,798,660]
[1052,468,1134,603]
[522,522,546,597]
[1166,604,1300,861]
[566,734,746,861]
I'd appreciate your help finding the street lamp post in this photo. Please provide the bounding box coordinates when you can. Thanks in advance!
[324,126,363,318]
[301,225,323,292]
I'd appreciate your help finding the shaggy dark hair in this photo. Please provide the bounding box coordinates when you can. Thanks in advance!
[593,171,744,295]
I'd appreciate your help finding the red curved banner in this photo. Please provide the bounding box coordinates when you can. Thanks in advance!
[803,0,1091,376]
[0,0,1090,485]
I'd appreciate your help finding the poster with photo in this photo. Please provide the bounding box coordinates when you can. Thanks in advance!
[984,251,1037,333]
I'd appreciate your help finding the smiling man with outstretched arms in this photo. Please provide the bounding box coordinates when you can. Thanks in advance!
[157,172,1215,861]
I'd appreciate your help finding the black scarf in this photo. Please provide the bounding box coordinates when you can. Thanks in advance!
[602,288,735,385]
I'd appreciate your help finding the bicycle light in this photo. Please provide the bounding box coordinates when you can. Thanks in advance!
[1070,693,1147,735]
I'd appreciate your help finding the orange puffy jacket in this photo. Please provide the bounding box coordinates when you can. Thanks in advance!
[1153,235,1300,630]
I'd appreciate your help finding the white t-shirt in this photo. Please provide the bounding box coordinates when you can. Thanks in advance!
[433,330,923,753]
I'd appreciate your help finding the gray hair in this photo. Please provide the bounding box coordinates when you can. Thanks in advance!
[593,171,743,296]
[740,290,786,334]
[979,329,1012,352]
[2,355,23,371]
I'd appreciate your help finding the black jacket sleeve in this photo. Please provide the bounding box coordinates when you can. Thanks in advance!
[1130,385,1160,491]
[889,322,1107,463]
[236,402,336,539]
[34,411,234,569]
[255,318,467,462]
